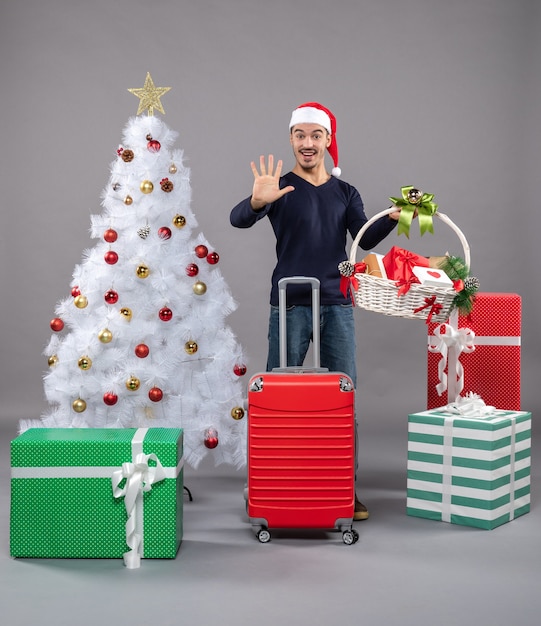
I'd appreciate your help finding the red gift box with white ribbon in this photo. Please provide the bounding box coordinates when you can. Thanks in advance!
[427,293,521,410]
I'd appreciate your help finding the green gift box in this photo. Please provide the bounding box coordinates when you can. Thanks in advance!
[407,408,531,529]
[10,427,183,566]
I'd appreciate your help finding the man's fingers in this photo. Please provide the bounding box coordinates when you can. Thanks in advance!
[251,155,281,179]
[277,184,295,198]
[267,154,274,176]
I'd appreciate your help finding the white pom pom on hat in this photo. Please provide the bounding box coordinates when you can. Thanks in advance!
[289,102,341,177]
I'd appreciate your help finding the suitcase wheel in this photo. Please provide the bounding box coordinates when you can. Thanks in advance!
[342,529,359,545]
[257,529,271,543]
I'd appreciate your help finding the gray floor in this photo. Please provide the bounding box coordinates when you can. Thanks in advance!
[1,415,539,626]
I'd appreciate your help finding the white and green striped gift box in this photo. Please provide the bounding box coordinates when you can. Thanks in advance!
[10,427,183,563]
[407,409,531,529]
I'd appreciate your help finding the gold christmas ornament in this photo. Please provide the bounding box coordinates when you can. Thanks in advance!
[72,398,87,413]
[128,72,171,116]
[407,188,423,205]
[48,354,59,367]
[172,214,186,228]
[169,163,177,174]
[230,406,245,421]
[124,195,133,205]
[120,307,133,321]
[126,376,141,391]
[77,356,92,370]
[136,264,150,278]
[184,340,198,355]
[98,328,113,343]
[74,295,88,309]
[140,179,154,194]
[193,281,207,296]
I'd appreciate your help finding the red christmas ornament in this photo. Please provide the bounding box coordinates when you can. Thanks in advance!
[103,392,118,406]
[135,343,150,358]
[194,244,208,259]
[71,286,81,297]
[103,229,118,243]
[185,263,199,277]
[50,318,64,332]
[148,387,163,402]
[158,226,172,240]
[104,289,119,304]
[104,250,119,265]
[204,427,219,449]
[147,139,161,153]
[206,251,219,265]
[159,307,173,321]
[233,363,247,377]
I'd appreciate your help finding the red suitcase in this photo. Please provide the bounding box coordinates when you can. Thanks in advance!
[247,277,358,544]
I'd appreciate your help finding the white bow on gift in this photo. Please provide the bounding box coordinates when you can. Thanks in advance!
[112,452,166,569]
[428,322,476,398]
[446,392,496,418]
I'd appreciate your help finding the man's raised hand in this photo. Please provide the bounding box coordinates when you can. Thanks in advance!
[250,155,294,210]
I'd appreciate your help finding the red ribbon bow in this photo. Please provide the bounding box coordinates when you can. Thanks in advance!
[413,295,443,323]
[383,246,428,296]
[340,262,367,304]
[395,275,421,296]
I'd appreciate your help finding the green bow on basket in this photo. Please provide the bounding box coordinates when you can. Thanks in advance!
[390,185,438,237]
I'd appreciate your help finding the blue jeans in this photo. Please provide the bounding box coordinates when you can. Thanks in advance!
[266,304,357,387]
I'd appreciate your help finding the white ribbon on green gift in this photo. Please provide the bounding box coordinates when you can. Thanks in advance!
[11,427,183,568]
[111,428,171,569]
[441,417,454,523]
[439,403,517,524]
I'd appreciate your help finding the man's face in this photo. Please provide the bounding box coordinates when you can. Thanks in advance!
[290,123,331,171]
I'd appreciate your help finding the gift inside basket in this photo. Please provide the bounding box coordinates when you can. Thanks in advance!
[341,204,472,323]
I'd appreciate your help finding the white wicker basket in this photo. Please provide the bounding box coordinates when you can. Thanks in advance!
[347,207,471,323]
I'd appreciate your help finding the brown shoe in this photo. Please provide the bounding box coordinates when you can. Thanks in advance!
[354,496,369,521]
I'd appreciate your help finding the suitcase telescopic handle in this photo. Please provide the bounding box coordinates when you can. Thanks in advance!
[277,276,321,369]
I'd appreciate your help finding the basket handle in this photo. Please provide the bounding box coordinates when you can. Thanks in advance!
[348,207,471,270]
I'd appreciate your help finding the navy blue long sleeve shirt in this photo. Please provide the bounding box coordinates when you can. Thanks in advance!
[230,172,397,306]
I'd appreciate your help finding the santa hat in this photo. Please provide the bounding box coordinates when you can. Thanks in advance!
[289,102,341,177]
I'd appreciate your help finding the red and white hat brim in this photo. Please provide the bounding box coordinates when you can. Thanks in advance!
[289,107,332,133]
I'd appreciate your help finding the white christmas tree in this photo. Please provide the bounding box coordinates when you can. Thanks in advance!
[27,74,248,469]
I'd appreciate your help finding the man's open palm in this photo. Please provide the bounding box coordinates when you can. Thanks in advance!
[250,155,294,209]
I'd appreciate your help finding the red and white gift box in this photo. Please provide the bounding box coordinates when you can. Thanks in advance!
[427,293,521,410]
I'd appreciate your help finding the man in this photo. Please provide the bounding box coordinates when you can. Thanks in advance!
[230,102,402,520]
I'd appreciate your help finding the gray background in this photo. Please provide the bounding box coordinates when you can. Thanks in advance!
[1,0,539,424]
[0,1,539,625]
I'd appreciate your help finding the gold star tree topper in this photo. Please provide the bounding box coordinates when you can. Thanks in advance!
[128,72,171,116]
